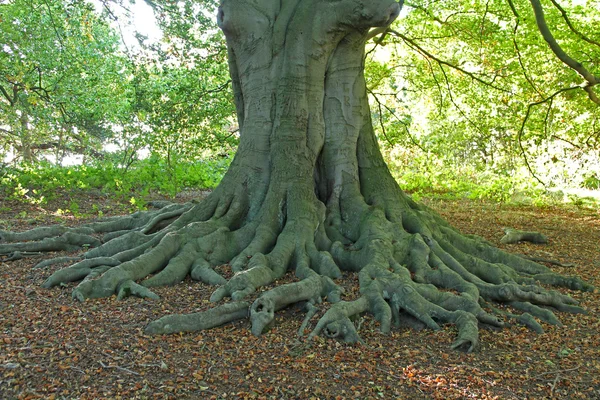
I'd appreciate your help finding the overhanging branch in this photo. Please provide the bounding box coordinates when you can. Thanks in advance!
[548,0,600,49]
[389,30,511,93]
[528,0,600,105]
[0,127,17,137]
[0,81,17,106]
[506,0,544,97]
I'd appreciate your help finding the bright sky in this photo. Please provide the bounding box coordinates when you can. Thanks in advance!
[127,0,161,43]
[90,0,162,50]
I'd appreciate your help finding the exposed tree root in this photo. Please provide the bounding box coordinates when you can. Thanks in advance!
[0,185,593,353]
[145,302,250,334]
[501,228,549,244]
[1,0,594,353]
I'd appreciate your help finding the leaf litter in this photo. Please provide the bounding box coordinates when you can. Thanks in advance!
[1,193,599,399]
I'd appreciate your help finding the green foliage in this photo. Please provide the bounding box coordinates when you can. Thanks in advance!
[122,0,237,160]
[385,147,551,204]
[0,0,133,163]
[367,0,600,190]
[582,173,600,190]
[1,0,234,165]
[0,155,231,205]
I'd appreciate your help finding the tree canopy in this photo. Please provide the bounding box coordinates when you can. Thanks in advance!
[2,0,598,192]
[0,0,132,163]
[369,0,600,189]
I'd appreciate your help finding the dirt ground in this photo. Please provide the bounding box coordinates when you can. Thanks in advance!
[1,191,599,399]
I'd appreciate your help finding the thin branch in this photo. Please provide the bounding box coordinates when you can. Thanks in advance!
[98,361,140,376]
[517,85,581,186]
[98,0,134,58]
[0,127,18,137]
[506,0,543,97]
[405,2,473,28]
[551,134,581,150]
[531,364,581,379]
[584,118,600,148]
[29,66,52,101]
[389,30,511,93]
[479,0,491,49]
[528,0,600,104]
[543,96,553,139]
[437,62,488,139]
[548,0,600,49]
[421,52,445,112]
[367,88,426,151]
[0,84,15,106]
[40,0,67,53]
[374,95,394,147]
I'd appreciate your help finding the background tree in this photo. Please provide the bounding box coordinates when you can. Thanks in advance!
[129,0,236,163]
[0,0,133,163]
[0,0,593,353]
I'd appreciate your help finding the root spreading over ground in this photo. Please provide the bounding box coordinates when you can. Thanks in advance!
[0,185,592,353]
[0,0,593,353]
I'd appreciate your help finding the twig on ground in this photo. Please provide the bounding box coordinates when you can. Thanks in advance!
[98,360,140,375]
[531,364,580,378]
[519,255,575,268]
[550,372,561,395]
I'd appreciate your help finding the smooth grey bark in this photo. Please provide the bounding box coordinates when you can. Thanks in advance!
[0,0,593,352]
[501,228,548,244]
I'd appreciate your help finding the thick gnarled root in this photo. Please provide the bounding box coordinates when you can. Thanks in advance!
[1,183,593,353]
[12,194,249,301]
[308,297,369,343]
[313,185,595,351]
[0,203,194,261]
[249,274,343,335]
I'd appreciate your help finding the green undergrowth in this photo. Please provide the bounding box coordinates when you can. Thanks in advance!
[398,168,543,203]
[2,152,597,219]
[388,158,600,209]
[0,154,231,210]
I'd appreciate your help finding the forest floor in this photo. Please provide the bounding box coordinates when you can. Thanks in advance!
[1,189,599,399]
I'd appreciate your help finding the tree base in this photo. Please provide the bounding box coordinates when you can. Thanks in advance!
[0,189,592,353]
[0,0,593,353]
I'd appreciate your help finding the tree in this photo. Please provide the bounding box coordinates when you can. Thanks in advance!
[0,0,132,163]
[129,0,236,162]
[0,0,593,352]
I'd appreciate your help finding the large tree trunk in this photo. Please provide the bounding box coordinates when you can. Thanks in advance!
[0,0,592,352]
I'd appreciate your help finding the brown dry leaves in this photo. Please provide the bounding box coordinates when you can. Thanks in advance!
[1,194,599,399]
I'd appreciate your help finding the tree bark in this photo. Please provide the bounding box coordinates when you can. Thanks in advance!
[19,107,33,163]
